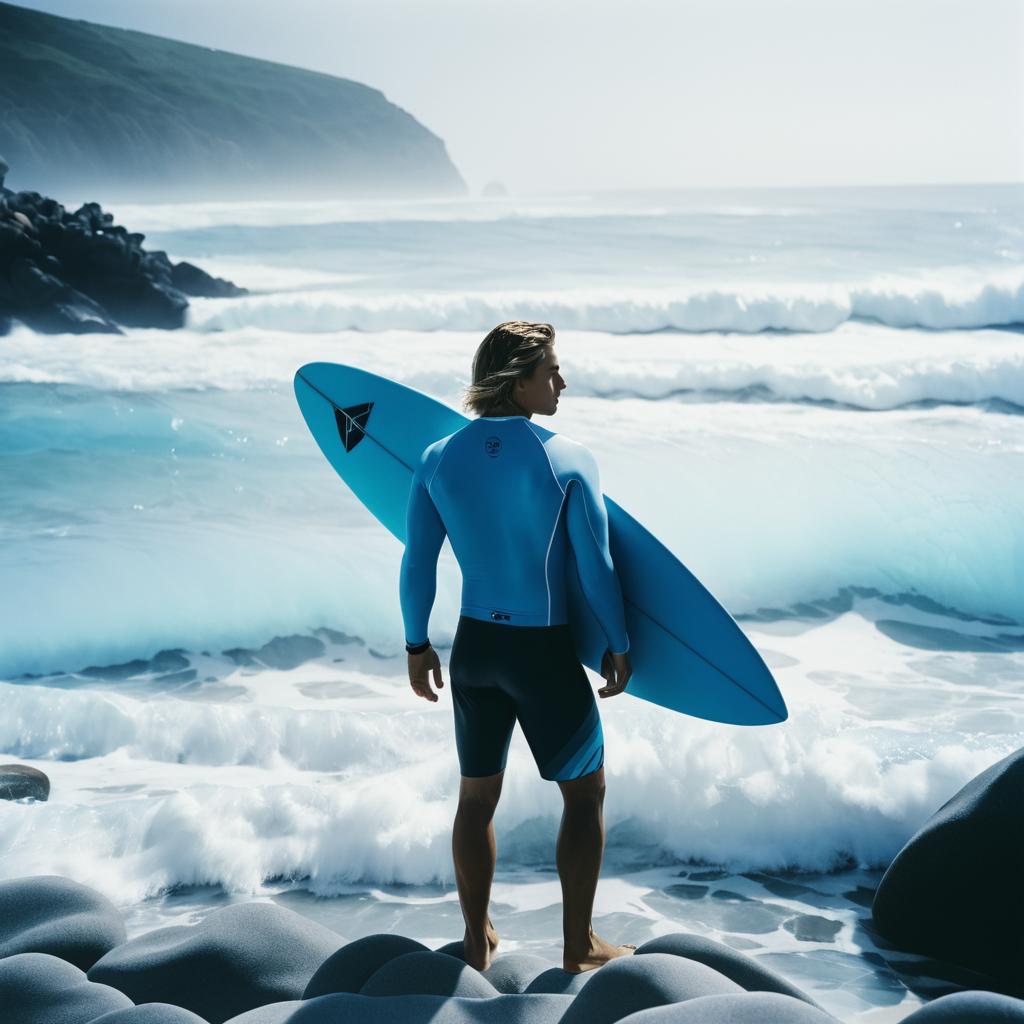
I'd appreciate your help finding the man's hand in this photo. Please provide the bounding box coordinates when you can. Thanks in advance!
[598,648,632,698]
[408,646,444,702]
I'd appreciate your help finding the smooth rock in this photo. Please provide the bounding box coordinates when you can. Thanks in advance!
[266,992,573,1023]
[0,764,50,801]
[872,745,1024,990]
[360,950,498,998]
[0,874,126,970]
[483,952,554,993]
[0,951,132,1024]
[88,1005,211,1024]
[636,932,825,1009]
[303,933,428,997]
[557,952,743,1024]
[616,991,841,1023]
[222,1003,304,1024]
[87,901,343,1024]
[523,967,594,995]
[898,989,1024,1022]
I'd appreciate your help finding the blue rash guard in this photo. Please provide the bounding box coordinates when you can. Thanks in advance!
[398,413,630,782]
[399,414,630,654]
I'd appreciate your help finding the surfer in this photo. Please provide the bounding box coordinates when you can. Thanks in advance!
[399,321,636,973]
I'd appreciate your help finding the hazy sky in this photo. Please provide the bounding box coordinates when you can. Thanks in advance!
[14,0,1024,194]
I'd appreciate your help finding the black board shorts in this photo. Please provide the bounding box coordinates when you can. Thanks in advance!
[448,614,604,781]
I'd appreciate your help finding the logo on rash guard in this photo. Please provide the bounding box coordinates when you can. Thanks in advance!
[491,611,511,621]
[485,437,502,457]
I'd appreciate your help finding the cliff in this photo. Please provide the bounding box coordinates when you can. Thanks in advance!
[0,2,467,201]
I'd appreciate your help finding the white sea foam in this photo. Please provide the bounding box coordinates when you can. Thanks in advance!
[3,321,1024,410]
[0,603,1020,902]
[179,275,1024,335]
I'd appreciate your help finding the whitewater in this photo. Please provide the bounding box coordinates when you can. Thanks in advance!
[1,183,1021,1020]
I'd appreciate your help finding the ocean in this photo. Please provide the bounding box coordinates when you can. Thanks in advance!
[1,183,1022,1021]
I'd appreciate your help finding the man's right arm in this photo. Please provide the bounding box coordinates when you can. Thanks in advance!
[564,445,630,655]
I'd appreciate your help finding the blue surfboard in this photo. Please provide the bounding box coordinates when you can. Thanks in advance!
[294,362,787,726]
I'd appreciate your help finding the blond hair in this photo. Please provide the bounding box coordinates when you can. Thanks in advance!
[462,321,555,416]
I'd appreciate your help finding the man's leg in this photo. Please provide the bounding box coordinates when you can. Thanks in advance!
[556,766,635,972]
[452,770,503,971]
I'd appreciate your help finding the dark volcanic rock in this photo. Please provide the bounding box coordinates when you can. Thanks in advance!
[0,875,126,969]
[87,901,343,1024]
[171,261,247,298]
[871,745,1024,992]
[0,182,246,334]
[0,764,50,801]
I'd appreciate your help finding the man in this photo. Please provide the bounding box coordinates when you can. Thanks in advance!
[399,320,635,974]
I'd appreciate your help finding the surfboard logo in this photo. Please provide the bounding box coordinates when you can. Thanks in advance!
[485,437,502,457]
[334,402,373,453]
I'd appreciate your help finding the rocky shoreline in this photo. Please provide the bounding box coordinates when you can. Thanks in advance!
[0,156,246,336]
[3,743,1023,1021]
[0,872,1022,1023]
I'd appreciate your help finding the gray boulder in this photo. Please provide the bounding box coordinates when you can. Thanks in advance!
[0,951,132,1024]
[255,992,573,1023]
[303,933,427,997]
[87,1005,210,1024]
[557,952,743,1024]
[523,967,594,995]
[616,991,840,1023]
[636,932,825,1009]
[482,952,553,993]
[0,874,126,970]
[359,950,498,998]
[87,901,343,1024]
[872,745,1024,991]
[897,989,1024,1022]
[221,1004,303,1024]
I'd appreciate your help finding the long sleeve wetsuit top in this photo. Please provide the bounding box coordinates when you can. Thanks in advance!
[399,414,630,654]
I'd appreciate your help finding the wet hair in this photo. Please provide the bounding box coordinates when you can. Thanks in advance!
[462,321,555,416]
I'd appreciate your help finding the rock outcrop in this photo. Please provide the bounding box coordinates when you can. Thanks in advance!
[0,178,246,334]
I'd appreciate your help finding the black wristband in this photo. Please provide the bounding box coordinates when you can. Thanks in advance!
[405,639,431,655]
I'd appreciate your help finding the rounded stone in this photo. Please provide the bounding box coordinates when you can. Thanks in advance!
[303,933,428,997]
[87,901,343,1024]
[360,950,499,998]
[557,952,743,1024]
[0,951,133,1024]
[0,874,127,971]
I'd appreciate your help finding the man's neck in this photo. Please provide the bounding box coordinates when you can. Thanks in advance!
[481,401,530,419]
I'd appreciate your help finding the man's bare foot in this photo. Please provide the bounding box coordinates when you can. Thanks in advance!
[563,933,637,974]
[462,916,500,971]
[486,915,500,953]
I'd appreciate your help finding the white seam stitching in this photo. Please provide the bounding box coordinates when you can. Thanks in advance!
[522,420,566,496]
[579,480,603,552]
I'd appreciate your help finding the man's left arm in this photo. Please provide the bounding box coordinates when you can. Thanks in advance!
[399,455,447,700]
